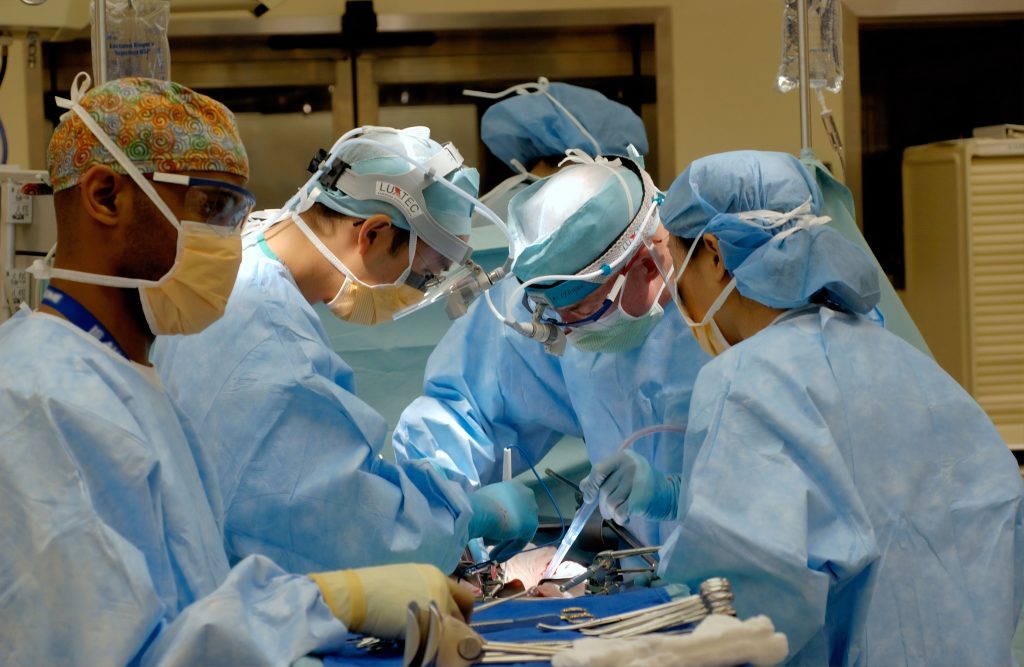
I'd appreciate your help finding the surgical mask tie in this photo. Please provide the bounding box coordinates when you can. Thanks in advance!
[463,77,603,156]
[669,197,831,357]
[28,72,244,336]
[286,210,426,327]
[735,197,831,238]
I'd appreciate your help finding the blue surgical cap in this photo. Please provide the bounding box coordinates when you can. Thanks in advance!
[662,150,880,314]
[317,127,480,237]
[481,82,648,171]
[509,161,643,293]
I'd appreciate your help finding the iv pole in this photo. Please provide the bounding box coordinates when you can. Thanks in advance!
[96,0,108,84]
[797,0,812,152]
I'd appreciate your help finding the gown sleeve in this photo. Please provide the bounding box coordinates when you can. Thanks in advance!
[657,348,878,662]
[394,278,583,488]
[199,318,475,575]
[0,393,348,667]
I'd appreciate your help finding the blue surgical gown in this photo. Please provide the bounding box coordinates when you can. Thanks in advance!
[0,311,348,667]
[393,277,710,546]
[658,306,1024,666]
[152,240,473,574]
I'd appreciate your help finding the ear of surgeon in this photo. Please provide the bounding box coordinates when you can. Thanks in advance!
[659,150,881,357]
[254,126,482,327]
[260,208,452,309]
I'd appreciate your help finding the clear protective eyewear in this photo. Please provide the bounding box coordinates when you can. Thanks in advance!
[402,240,454,293]
[522,270,627,329]
[151,172,256,230]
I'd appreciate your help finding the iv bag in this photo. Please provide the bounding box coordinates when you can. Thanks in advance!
[92,0,171,82]
[776,0,843,94]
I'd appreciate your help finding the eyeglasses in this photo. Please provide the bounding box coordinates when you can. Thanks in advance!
[151,172,256,230]
[523,293,615,328]
[523,273,627,329]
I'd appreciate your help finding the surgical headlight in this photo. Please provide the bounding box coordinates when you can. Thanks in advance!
[517,153,662,313]
[492,149,664,355]
[303,132,472,266]
[265,126,512,322]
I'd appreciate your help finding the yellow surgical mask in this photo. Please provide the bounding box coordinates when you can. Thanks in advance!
[283,211,428,327]
[29,215,243,338]
[327,279,425,326]
[139,221,242,335]
[667,232,737,358]
[25,81,249,338]
[678,300,731,357]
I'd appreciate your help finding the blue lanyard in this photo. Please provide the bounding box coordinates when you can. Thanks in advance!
[41,285,128,359]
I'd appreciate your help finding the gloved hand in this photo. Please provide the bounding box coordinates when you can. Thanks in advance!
[468,480,539,562]
[580,450,681,524]
[309,563,474,640]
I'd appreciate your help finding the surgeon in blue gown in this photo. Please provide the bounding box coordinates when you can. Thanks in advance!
[611,150,1023,665]
[394,83,700,549]
[396,146,708,549]
[0,76,471,666]
[153,126,537,572]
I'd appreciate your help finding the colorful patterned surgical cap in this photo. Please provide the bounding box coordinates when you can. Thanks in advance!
[47,76,248,193]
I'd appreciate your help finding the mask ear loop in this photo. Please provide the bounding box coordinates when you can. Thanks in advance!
[643,239,675,325]
[669,226,707,323]
[463,76,603,157]
[288,204,420,292]
[671,225,738,328]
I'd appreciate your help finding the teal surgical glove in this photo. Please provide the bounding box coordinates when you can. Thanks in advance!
[580,450,680,523]
[468,481,539,562]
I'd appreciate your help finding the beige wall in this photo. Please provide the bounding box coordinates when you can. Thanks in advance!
[3,1,852,188]
[369,0,850,186]
[0,34,47,171]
